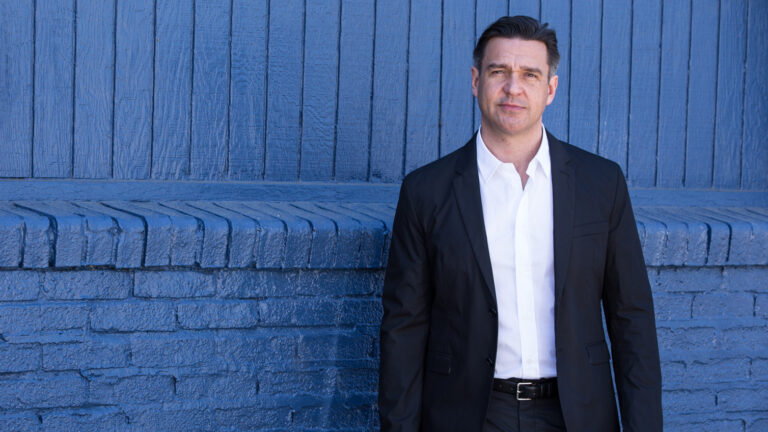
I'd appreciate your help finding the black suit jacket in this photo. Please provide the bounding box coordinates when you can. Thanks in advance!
[378,133,662,431]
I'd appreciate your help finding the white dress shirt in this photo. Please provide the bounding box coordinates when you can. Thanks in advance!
[477,126,557,379]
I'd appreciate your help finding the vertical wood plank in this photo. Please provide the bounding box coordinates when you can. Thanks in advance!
[34,0,74,178]
[229,0,267,180]
[713,0,745,188]
[742,0,768,189]
[568,0,600,153]
[335,0,375,181]
[656,0,690,187]
[440,0,475,156]
[264,0,304,181]
[598,0,631,173]
[509,0,539,19]
[299,0,340,181]
[474,0,508,130]
[190,0,231,180]
[541,0,569,140]
[405,0,441,175]
[370,0,408,182]
[73,0,115,179]
[627,0,661,186]
[152,0,193,180]
[685,0,718,188]
[0,0,33,177]
[113,0,154,179]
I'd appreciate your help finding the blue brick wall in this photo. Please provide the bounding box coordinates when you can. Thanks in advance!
[0,202,766,431]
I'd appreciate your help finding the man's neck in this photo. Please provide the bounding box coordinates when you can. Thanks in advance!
[481,123,543,184]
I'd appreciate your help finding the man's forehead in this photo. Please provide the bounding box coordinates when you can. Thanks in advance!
[481,37,548,67]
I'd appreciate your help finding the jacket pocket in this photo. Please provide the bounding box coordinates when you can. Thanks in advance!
[585,340,610,365]
[572,221,609,238]
[425,351,452,375]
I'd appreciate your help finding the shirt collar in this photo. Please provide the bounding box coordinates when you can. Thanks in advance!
[476,125,551,182]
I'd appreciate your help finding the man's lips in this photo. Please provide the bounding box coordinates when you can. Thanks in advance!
[499,103,525,111]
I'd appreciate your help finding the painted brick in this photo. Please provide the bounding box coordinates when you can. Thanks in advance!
[656,267,723,293]
[662,390,715,414]
[665,418,745,432]
[652,293,692,321]
[91,301,176,332]
[259,298,338,326]
[130,334,218,368]
[0,372,87,409]
[177,301,260,329]
[43,340,130,371]
[692,292,755,318]
[217,270,300,298]
[338,299,383,325]
[124,406,218,431]
[718,388,768,411]
[260,369,334,395]
[217,334,297,368]
[0,343,41,373]
[89,374,175,404]
[0,414,41,432]
[657,327,717,353]
[0,271,40,300]
[0,304,89,336]
[337,368,379,393]
[298,333,373,361]
[722,327,768,353]
[750,419,768,431]
[685,359,751,385]
[661,361,686,387]
[134,271,216,298]
[293,397,375,428]
[753,358,768,380]
[756,294,768,318]
[297,270,382,296]
[42,271,131,299]
[40,408,130,431]
[213,407,292,430]
[176,373,259,400]
[724,267,768,292]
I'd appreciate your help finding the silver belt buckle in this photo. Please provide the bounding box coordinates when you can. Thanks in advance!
[516,382,533,401]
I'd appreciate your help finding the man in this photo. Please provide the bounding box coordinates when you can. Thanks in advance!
[378,16,662,431]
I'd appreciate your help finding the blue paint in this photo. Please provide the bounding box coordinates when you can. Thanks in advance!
[541,0,570,141]
[113,0,153,179]
[152,0,194,180]
[0,0,33,177]
[74,0,114,179]
[335,0,375,181]
[370,0,409,182]
[568,0,600,153]
[190,0,231,180]
[264,0,304,181]
[743,0,768,189]
[228,0,268,180]
[33,0,74,178]
[627,0,661,187]
[656,0,690,187]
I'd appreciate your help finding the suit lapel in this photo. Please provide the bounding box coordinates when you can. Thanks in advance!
[548,132,574,309]
[452,136,497,303]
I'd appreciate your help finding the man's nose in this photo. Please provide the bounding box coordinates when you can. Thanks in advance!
[503,74,523,94]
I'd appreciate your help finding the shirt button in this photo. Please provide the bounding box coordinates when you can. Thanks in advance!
[486,357,494,366]
[488,307,497,316]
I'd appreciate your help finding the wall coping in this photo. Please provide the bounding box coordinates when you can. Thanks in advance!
[0,201,765,270]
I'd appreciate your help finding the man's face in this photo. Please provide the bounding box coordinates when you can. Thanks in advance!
[472,37,558,142]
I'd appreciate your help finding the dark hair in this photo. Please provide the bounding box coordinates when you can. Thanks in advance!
[473,16,560,77]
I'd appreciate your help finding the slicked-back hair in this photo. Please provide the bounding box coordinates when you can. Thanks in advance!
[473,15,560,78]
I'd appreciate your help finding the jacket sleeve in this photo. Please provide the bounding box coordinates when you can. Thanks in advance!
[378,179,433,432]
[602,165,663,431]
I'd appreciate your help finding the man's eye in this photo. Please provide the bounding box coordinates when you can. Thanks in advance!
[526,73,537,79]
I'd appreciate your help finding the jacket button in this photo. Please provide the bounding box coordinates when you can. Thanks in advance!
[489,307,497,316]
[486,357,494,366]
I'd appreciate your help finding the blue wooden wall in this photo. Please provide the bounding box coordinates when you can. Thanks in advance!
[1,0,766,189]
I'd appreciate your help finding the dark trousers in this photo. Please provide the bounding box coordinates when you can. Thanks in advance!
[483,389,567,431]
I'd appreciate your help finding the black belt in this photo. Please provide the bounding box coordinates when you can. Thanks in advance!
[492,377,558,401]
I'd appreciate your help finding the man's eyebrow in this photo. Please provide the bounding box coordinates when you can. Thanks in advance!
[484,63,544,76]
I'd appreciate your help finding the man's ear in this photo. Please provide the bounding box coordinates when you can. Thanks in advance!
[471,66,480,98]
[546,74,558,106]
